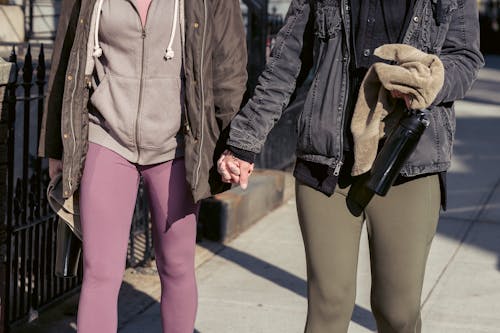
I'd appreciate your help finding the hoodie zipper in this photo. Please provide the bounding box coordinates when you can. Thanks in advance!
[193,0,207,189]
[133,0,153,164]
[135,27,147,163]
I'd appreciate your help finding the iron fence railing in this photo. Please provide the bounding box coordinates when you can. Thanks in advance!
[0,44,80,331]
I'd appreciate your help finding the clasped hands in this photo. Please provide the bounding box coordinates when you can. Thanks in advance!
[217,150,254,190]
[216,90,409,190]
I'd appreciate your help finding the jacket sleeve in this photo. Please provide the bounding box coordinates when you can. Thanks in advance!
[38,0,82,159]
[227,0,311,154]
[433,0,485,105]
[212,0,248,131]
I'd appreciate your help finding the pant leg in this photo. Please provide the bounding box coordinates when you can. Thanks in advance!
[77,143,140,333]
[365,175,440,333]
[140,158,198,333]
[296,181,364,333]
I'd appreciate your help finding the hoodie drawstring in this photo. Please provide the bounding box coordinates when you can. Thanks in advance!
[92,0,105,58]
[164,0,179,60]
[92,0,179,61]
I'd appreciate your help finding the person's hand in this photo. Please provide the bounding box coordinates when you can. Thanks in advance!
[391,90,413,109]
[217,150,254,190]
[49,158,63,180]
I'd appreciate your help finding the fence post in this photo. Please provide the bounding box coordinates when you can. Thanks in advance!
[0,57,15,333]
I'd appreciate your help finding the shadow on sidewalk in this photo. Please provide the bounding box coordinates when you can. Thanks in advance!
[12,277,205,332]
[436,55,500,271]
[11,279,208,333]
[437,115,500,269]
[199,242,378,331]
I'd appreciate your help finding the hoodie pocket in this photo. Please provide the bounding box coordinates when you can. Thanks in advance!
[138,77,183,150]
[90,73,139,146]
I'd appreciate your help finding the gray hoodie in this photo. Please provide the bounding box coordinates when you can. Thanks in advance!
[88,0,184,165]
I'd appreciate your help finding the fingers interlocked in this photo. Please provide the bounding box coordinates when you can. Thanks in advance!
[217,150,254,189]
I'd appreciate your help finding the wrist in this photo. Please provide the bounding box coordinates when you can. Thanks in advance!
[228,146,256,164]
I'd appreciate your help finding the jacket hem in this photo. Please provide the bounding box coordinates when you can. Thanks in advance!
[297,151,451,178]
[401,162,451,177]
[295,152,341,169]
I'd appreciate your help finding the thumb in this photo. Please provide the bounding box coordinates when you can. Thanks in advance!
[239,162,252,190]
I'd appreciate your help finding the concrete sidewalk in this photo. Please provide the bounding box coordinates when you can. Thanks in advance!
[119,57,500,332]
[14,57,500,333]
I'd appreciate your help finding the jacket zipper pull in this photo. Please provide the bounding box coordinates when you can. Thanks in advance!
[333,162,343,177]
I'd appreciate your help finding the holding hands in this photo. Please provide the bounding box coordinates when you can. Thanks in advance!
[217,150,254,190]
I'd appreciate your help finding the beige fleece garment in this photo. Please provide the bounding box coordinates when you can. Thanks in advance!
[350,44,445,176]
[88,0,184,165]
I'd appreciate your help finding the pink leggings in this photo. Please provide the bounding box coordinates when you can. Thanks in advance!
[78,143,198,333]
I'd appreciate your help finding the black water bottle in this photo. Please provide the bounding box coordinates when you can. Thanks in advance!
[366,109,430,196]
[55,218,82,278]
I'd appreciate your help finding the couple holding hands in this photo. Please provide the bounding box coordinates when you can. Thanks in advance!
[40,0,483,332]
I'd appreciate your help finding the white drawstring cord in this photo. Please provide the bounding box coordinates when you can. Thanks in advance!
[164,0,179,60]
[93,0,105,58]
[93,0,178,60]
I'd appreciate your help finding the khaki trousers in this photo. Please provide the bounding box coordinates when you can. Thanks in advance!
[296,175,440,333]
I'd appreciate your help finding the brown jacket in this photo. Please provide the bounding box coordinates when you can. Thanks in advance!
[38,0,248,202]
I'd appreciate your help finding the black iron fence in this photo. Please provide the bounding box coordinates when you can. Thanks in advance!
[0,44,153,332]
[0,44,75,331]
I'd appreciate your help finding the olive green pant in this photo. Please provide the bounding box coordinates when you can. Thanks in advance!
[296,175,440,333]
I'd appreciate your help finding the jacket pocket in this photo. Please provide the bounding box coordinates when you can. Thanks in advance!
[430,0,458,53]
[296,75,319,152]
[405,105,455,170]
[90,73,138,146]
[314,0,342,40]
[138,77,182,150]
